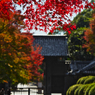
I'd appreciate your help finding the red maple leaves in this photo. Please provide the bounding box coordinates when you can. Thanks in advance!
[21,32,44,81]
[0,0,14,19]
[12,0,90,34]
[23,0,89,33]
[0,0,93,34]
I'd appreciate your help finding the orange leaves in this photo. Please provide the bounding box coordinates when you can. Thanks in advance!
[4,33,13,43]
[13,58,20,63]
[0,14,44,83]
[83,15,95,56]
[3,80,8,83]
[38,73,43,82]
[21,33,44,81]
[8,53,11,56]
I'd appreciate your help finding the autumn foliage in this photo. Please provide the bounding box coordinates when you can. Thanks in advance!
[0,0,94,34]
[83,14,95,56]
[0,12,44,84]
[0,0,95,84]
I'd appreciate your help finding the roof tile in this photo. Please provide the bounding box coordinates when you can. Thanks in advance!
[33,35,68,56]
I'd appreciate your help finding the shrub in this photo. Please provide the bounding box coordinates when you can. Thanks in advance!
[67,76,95,95]
[84,76,95,84]
[74,85,83,95]
[66,84,81,95]
[84,83,95,95]
[78,84,89,95]
[89,85,95,95]
[74,86,80,95]
[77,76,88,84]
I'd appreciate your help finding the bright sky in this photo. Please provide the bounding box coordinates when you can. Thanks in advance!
[17,0,91,35]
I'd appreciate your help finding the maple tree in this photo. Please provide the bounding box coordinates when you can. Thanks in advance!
[0,0,94,85]
[0,0,94,34]
[83,13,95,56]
[0,12,44,84]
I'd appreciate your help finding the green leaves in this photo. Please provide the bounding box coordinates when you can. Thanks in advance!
[72,9,93,28]
[68,28,93,60]
[66,76,95,95]
[66,84,81,95]
[68,7,95,60]
[77,76,88,84]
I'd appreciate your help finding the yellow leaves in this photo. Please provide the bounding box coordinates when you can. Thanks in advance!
[12,79,18,83]
[20,70,30,80]
[13,58,19,63]
[0,13,34,84]
[8,63,13,68]
[0,33,5,39]
[17,52,21,56]
[0,32,13,44]
[0,18,9,31]
[1,45,4,49]
[4,33,12,43]
[0,23,4,29]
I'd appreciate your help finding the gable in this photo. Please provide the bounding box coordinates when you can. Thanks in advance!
[33,35,68,56]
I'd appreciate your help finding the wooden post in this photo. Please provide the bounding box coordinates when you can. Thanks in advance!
[28,88,30,95]
[38,82,42,94]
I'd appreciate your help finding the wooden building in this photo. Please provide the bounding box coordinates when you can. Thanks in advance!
[33,35,95,95]
[33,35,69,95]
[64,60,95,94]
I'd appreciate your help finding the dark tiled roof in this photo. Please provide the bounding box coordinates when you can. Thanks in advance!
[68,60,95,74]
[76,61,95,74]
[70,61,90,72]
[33,35,68,56]
[83,71,95,74]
